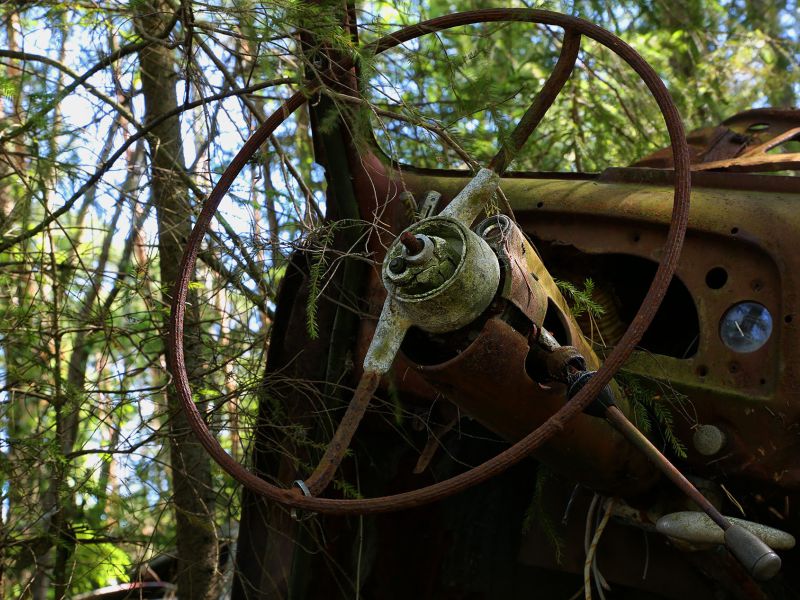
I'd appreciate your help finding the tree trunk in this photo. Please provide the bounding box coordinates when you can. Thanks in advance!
[135,3,221,598]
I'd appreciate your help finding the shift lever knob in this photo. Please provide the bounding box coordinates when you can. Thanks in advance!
[724,523,782,581]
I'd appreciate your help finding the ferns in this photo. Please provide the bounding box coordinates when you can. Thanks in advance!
[555,277,689,458]
[617,373,689,459]
[556,277,605,319]
[305,224,337,339]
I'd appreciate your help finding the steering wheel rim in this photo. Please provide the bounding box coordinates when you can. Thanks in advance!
[169,8,691,515]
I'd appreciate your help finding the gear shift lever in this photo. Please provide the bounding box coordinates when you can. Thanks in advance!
[567,371,782,581]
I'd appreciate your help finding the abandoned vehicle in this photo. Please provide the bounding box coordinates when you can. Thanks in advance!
[164,8,800,600]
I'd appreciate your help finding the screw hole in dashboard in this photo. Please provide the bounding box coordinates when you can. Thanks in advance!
[705,267,728,290]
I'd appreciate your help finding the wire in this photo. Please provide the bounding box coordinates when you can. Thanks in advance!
[584,496,615,600]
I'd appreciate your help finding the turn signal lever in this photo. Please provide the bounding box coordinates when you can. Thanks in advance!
[567,371,783,581]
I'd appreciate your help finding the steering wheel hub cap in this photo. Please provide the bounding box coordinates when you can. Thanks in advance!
[382,216,500,334]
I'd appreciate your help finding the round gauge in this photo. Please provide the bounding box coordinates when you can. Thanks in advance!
[719,302,773,353]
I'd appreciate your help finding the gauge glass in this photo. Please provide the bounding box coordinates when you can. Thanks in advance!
[719,302,773,353]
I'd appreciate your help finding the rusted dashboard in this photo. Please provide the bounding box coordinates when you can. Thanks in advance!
[391,167,800,491]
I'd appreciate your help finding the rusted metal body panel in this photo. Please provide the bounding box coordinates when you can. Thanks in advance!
[634,108,800,172]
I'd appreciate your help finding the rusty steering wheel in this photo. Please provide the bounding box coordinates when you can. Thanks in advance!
[169,9,690,515]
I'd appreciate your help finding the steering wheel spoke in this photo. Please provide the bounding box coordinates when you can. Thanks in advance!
[440,168,500,225]
[301,370,383,496]
[489,29,581,175]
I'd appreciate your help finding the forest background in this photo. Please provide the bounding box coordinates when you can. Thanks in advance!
[0,0,797,597]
